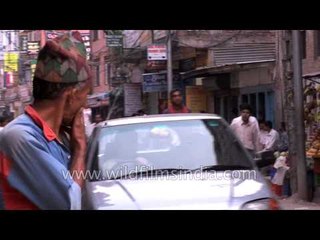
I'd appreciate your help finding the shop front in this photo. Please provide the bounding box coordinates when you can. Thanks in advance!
[86,92,109,122]
[303,72,320,193]
[180,60,276,124]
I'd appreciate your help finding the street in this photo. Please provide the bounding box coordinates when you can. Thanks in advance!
[279,198,320,210]
[0,30,320,210]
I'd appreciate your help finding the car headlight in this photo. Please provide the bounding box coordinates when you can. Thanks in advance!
[242,198,280,210]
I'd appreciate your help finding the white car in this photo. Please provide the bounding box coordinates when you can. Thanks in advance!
[82,114,279,210]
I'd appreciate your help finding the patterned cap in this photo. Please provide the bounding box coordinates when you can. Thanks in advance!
[34,31,91,83]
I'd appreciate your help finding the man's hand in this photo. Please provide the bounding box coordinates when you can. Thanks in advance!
[70,108,87,188]
[70,108,87,151]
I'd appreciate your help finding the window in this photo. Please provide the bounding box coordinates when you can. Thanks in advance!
[92,30,99,41]
[240,92,266,121]
[214,96,233,122]
[249,93,257,117]
[7,32,11,44]
[34,31,41,41]
[314,30,320,57]
[231,96,238,120]
[94,66,100,87]
[214,97,221,115]
[258,92,265,121]
[242,94,248,104]
[105,63,110,85]
[223,97,228,121]
[301,30,307,59]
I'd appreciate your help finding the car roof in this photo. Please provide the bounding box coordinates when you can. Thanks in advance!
[99,113,222,127]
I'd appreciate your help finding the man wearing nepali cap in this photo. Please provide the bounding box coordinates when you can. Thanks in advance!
[0,31,92,210]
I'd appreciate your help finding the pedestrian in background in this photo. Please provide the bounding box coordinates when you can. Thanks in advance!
[271,153,290,197]
[259,120,280,152]
[163,89,191,114]
[230,103,260,157]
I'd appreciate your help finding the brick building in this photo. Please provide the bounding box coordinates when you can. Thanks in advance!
[88,30,110,121]
[301,30,320,74]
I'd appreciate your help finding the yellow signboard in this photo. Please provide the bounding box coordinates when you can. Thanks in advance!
[186,86,207,113]
[4,53,19,72]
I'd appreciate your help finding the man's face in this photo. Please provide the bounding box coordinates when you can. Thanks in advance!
[171,91,183,105]
[241,109,250,122]
[260,123,266,131]
[63,80,92,126]
[95,115,103,123]
[262,124,270,132]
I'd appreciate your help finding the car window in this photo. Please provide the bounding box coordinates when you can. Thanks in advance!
[95,119,253,179]
[136,125,181,153]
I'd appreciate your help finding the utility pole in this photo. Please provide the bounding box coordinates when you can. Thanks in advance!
[292,30,308,201]
[280,30,298,196]
[151,30,154,44]
[280,30,309,200]
[167,30,173,101]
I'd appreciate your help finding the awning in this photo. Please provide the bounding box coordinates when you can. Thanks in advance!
[87,92,110,108]
[303,71,320,79]
[87,92,109,100]
[180,59,275,80]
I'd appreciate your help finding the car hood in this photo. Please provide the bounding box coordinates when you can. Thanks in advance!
[83,172,271,210]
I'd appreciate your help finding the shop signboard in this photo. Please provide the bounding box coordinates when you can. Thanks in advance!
[124,83,142,117]
[27,41,40,55]
[4,52,19,72]
[142,72,180,93]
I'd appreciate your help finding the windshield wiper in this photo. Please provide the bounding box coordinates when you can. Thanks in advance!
[110,168,192,180]
[192,165,252,172]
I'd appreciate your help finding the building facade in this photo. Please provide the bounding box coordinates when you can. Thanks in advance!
[117,30,277,124]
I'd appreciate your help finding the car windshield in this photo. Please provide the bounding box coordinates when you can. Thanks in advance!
[95,119,254,179]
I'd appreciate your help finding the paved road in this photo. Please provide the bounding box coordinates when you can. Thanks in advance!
[279,199,320,210]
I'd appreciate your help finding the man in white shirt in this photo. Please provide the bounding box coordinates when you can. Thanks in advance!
[231,115,259,130]
[230,103,260,157]
[259,120,279,152]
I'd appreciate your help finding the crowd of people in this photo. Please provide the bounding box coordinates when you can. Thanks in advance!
[229,103,289,197]
[229,103,288,155]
